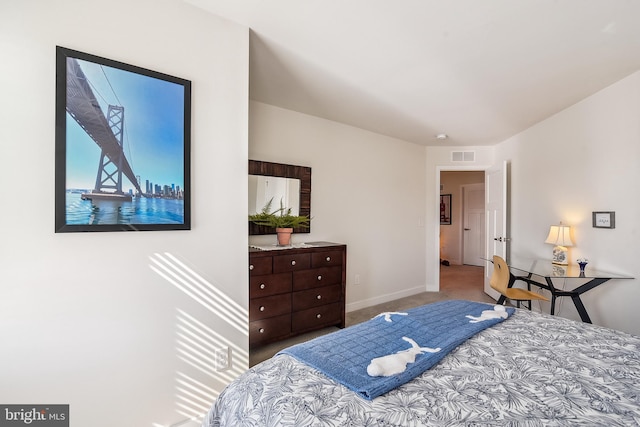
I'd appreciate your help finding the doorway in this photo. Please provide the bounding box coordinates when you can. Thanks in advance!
[439,171,485,287]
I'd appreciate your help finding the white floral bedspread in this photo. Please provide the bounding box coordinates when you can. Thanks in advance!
[203,308,640,426]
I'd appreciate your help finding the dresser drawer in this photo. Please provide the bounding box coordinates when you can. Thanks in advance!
[273,253,311,273]
[249,294,291,321]
[249,314,291,346]
[292,284,342,311]
[292,266,342,291]
[311,250,343,268]
[250,272,292,298]
[249,256,272,276]
[292,302,342,332]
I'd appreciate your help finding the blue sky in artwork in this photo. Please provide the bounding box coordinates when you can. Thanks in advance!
[66,57,186,192]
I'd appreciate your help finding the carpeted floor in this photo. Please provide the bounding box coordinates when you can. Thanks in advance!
[249,264,495,366]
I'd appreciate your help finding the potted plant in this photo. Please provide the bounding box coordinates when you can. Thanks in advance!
[249,198,310,246]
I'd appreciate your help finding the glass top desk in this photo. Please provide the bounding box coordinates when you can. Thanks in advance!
[503,257,633,323]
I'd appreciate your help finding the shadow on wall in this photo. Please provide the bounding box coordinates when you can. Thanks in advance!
[149,253,248,424]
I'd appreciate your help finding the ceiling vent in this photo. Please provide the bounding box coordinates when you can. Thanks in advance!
[451,151,475,162]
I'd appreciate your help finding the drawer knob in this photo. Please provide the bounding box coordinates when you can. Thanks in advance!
[326,256,331,262]
[316,295,322,300]
[291,260,296,266]
[260,283,266,289]
[259,306,265,312]
[317,275,322,281]
[316,314,322,319]
[249,264,254,270]
[259,328,265,333]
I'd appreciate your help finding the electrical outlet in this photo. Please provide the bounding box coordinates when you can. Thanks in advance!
[214,347,230,371]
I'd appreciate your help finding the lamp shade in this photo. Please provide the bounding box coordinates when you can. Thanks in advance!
[545,224,574,247]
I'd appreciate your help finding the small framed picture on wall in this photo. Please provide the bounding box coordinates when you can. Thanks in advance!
[440,194,452,225]
[592,211,615,229]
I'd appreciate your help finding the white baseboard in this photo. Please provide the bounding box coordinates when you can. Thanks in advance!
[346,285,426,312]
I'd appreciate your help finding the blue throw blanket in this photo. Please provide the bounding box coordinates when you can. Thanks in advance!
[278,300,515,400]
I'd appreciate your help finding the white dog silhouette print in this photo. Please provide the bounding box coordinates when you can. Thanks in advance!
[465,305,508,323]
[367,337,441,377]
[374,311,408,322]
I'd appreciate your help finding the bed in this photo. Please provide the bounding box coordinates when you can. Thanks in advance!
[203,300,640,426]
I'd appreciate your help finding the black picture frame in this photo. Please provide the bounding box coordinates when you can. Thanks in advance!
[55,46,191,232]
[440,194,452,225]
[592,211,615,229]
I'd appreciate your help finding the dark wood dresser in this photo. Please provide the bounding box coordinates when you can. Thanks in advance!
[249,242,346,347]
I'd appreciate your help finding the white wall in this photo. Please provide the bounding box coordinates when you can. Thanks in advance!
[0,1,249,426]
[494,70,640,335]
[249,101,427,311]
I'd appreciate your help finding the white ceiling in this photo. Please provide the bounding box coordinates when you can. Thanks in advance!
[186,0,640,146]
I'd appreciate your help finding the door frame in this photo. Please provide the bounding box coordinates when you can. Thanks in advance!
[434,164,492,291]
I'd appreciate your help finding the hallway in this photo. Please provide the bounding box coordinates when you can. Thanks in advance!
[439,263,494,303]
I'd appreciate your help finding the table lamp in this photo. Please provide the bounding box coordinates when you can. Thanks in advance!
[545,222,574,265]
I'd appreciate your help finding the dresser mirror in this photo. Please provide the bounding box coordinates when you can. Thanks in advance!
[248,160,311,235]
[249,175,300,216]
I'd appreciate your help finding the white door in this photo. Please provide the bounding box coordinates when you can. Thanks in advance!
[484,161,509,300]
[463,183,485,267]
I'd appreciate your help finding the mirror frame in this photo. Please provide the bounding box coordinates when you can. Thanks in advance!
[249,160,311,235]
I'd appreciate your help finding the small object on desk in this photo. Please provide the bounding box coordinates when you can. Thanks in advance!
[577,258,588,272]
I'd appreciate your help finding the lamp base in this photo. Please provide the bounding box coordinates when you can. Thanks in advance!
[551,245,568,265]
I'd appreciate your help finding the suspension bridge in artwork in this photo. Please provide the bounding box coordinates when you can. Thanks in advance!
[65,57,143,201]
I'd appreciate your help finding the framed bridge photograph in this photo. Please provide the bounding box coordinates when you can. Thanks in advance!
[55,46,191,232]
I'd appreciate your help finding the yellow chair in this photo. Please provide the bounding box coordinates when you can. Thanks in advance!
[491,255,549,309]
